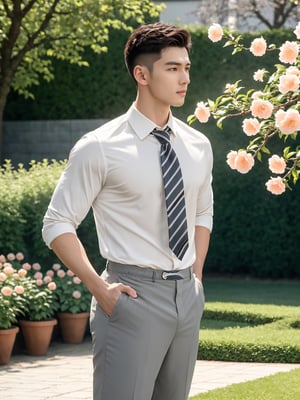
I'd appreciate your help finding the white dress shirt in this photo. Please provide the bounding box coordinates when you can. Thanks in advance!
[42,104,213,270]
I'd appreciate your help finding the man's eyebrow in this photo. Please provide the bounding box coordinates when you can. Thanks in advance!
[164,61,191,66]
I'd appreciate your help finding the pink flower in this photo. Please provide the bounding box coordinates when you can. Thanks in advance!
[0,255,6,263]
[234,151,255,174]
[15,252,24,261]
[242,118,260,136]
[226,151,238,169]
[275,109,300,134]
[278,73,299,94]
[18,268,27,277]
[3,265,14,275]
[286,66,300,76]
[194,101,210,123]
[250,37,267,56]
[22,262,31,271]
[36,279,43,286]
[268,155,286,174]
[46,269,54,277]
[224,83,236,93]
[265,177,286,195]
[48,282,57,291]
[32,262,41,271]
[73,276,81,284]
[7,253,15,261]
[253,69,265,82]
[12,273,19,279]
[57,269,66,278]
[52,263,61,271]
[43,275,52,284]
[67,269,74,277]
[208,23,223,42]
[1,286,13,296]
[294,22,300,39]
[34,271,43,280]
[226,150,255,174]
[72,290,82,299]
[251,91,264,100]
[0,272,7,281]
[15,285,25,295]
[279,41,299,64]
[250,99,273,119]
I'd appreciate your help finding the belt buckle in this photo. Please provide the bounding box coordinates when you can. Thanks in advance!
[161,271,184,280]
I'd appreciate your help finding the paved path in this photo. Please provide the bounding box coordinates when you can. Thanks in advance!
[1,339,299,399]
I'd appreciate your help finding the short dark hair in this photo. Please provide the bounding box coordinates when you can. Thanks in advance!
[124,22,192,81]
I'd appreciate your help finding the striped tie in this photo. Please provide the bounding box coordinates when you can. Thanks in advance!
[152,127,189,260]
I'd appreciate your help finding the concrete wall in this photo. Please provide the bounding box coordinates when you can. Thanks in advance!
[3,119,107,166]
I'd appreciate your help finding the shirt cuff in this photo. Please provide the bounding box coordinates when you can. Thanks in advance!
[195,215,213,232]
[42,222,77,249]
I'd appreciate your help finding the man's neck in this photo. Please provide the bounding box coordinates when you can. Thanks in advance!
[134,96,170,128]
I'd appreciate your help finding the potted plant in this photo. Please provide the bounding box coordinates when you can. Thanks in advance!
[50,263,92,344]
[0,253,27,364]
[4,253,58,356]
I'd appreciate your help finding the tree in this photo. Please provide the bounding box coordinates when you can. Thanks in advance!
[0,0,163,159]
[194,0,300,31]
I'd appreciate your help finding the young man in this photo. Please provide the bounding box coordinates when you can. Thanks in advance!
[42,22,213,400]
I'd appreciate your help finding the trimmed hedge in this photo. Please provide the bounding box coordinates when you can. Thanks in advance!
[2,27,300,278]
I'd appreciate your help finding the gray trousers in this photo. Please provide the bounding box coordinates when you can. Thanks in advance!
[90,262,205,400]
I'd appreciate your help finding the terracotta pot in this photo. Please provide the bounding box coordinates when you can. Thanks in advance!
[57,312,89,344]
[0,326,19,365]
[19,319,57,356]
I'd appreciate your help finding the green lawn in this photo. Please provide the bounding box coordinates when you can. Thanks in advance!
[198,279,300,363]
[189,368,300,400]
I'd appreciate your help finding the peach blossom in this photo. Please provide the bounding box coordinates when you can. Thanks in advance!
[57,269,66,278]
[34,271,43,280]
[250,99,273,119]
[0,255,6,263]
[234,151,255,174]
[194,101,210,123]
[3,265,14,275]
[67,269,74,277]
[226,150,238,169]
[224,83,236,93]
[253,69,265,82]
[208,23,223,42]
[286,66,300,76]
[275,109,300,134]
[73,276,81,284]
[242,118,260,136]
[251,91,264,100]
[0,272,7,281]
[18,268,27,277]
[52,263,61,271]
[72,290,82,299]
[268,155,286,174]
[294,22,300,39]
[22,262,31,271]
[15,285,25,295]
[265,177,286,195]
[1,286,13,296]
[48,281,57,291]
[279,41,299,64]
[32,262,41,271]
[36,279,43,286]
[15,252,24,261]
[46,269,54,277]
[278,74,299,94]
[12,273,19,279]
[250,37,267,56]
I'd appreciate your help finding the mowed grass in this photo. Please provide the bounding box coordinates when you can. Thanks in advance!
[198,278,300,363]
[189,367,300,400]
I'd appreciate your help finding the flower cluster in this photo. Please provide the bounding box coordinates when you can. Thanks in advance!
[0,253,56,327]
[49,263,92,314]
[190,22,300,195]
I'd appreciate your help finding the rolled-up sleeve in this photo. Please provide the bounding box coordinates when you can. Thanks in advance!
[42,133,104,248]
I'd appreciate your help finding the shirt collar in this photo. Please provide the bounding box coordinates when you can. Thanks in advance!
[127,103,176,140]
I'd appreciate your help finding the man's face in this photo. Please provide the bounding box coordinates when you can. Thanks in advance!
[146,46,191,108]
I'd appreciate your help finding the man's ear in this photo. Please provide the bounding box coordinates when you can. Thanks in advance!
[133,65,149,85]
